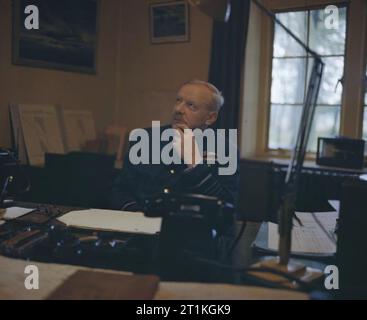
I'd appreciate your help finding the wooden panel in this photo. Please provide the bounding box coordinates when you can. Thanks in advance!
[340,0,367,138]
[256,10,274,156]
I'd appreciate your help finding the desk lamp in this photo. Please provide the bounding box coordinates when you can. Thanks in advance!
[190,0,325,287]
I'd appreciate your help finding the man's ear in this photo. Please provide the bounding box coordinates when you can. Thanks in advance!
[206,111,218,126]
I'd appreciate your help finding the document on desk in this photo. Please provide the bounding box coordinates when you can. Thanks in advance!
[268,211,338,254]
[57,209,162,234]
[0,207,35,220]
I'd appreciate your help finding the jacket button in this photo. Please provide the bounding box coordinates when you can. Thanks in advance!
[170,169,175,174]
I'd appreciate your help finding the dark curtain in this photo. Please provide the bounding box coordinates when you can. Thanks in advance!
[209,0,251,130]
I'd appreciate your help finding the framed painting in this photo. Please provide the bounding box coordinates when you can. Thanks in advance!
[12,0,99,74]
[150,1,190,44]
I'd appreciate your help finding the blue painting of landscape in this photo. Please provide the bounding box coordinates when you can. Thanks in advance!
[150,1,189,44]
[13,0,98,73]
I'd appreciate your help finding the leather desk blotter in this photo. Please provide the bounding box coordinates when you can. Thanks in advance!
[47,270,160,300]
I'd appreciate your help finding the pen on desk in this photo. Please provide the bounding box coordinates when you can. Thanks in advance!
[293,213,303,227]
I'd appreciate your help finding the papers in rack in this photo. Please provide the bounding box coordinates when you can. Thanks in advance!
[268,211,338,254]
[9,104,97,166]
[57,209,162,235]
[18,104,65,166]
[61,109,96,152]
[9,104,28,164]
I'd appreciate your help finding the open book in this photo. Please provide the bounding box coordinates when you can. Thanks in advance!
[267,211,338,254]
[252,202,339,259]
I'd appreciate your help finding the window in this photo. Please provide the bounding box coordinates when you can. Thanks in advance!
[267,7,347,152]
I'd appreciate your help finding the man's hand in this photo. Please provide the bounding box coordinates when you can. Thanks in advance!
[172,125,203,167]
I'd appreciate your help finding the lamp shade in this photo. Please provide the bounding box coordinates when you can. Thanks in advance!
[189,0,231,22]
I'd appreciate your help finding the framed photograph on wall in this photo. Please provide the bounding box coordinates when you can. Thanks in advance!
[12,0,99,74]
[150,1,190,44]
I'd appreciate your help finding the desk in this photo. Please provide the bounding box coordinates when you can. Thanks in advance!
[0,203,311,299]
[0,249,308,300]
[0,202,262,274]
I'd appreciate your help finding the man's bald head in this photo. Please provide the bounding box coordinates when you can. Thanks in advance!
[179,80,224,112]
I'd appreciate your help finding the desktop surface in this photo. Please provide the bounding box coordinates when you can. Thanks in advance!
[0,201,339,298]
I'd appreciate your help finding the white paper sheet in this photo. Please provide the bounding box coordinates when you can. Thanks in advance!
[268,211,338,254]
[328,200,340,213]
[57,209,162,235]
[0,207,35,220]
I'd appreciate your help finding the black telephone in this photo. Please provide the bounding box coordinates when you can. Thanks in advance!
[143,192,235,281]
[143,192,234,234]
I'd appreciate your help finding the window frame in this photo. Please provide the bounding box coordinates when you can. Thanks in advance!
[255,0,367,159]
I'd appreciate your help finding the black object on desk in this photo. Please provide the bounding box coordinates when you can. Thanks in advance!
[316,137,365,169]
[44,152,116,208]
[1,149,17,205]
[0,203,158,274]
[144,192,235,282]
[15,152,117,208]
[0,148,30,207]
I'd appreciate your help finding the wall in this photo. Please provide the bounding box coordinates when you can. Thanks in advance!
[0,0,123,149]
[115,0,213,130]
[0,0,213,149]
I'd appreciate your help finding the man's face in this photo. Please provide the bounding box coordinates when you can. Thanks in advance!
[171,84,218,130]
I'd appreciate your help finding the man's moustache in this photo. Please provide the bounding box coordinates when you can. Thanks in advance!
[173,117,184,122]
